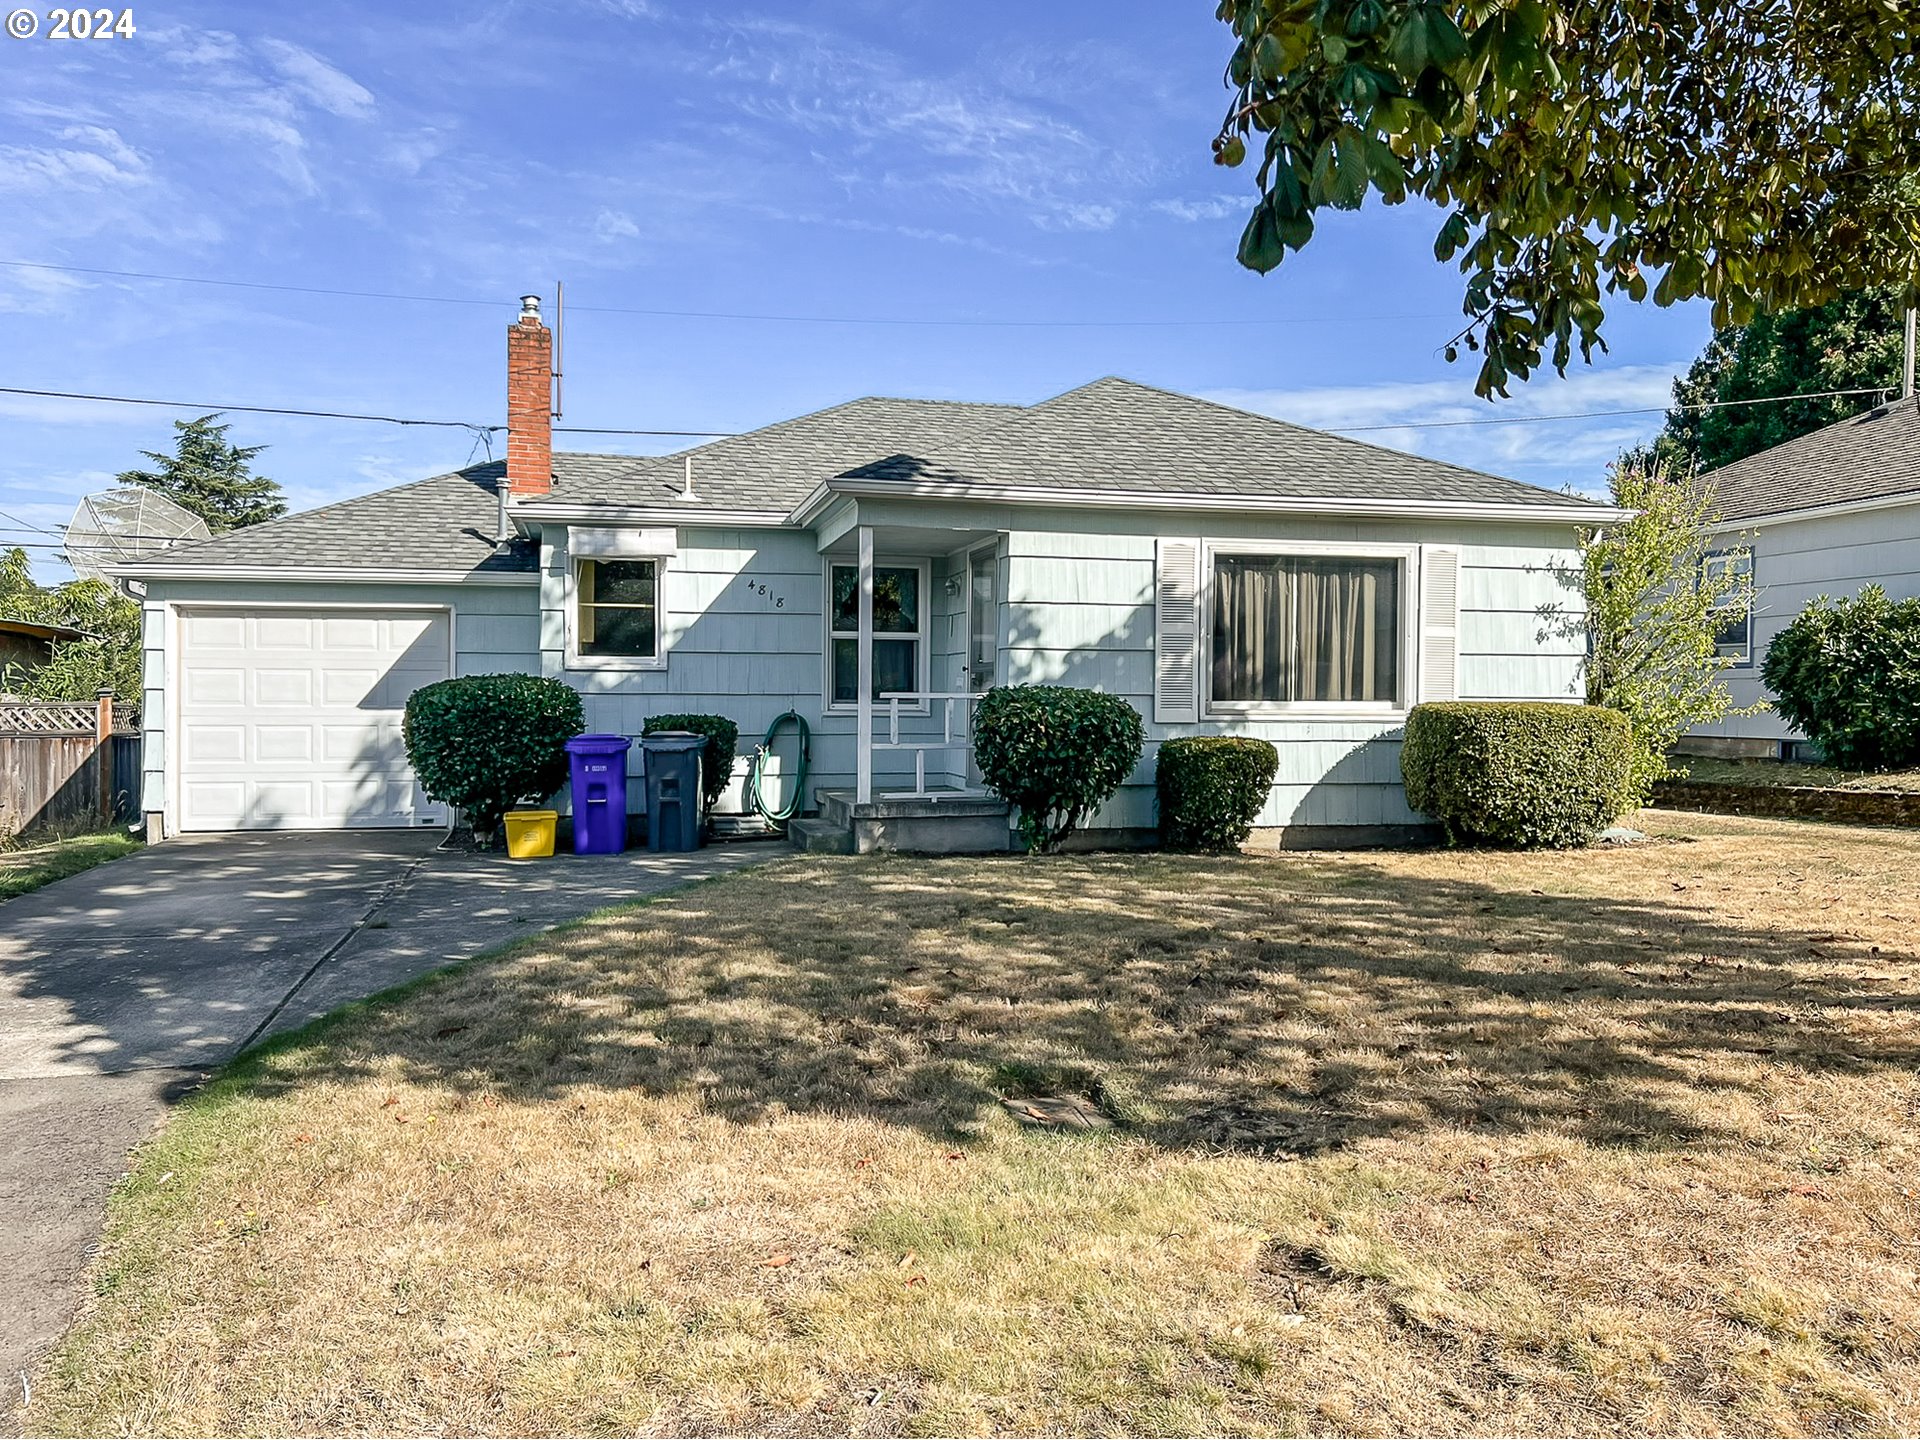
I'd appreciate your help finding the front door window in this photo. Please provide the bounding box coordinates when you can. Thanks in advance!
[968,547,997,689]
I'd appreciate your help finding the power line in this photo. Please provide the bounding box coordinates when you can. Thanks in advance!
[0,386,736,436]
[0,385,493,430]
[0,258,1451,330]
[1327,385,1892,433]
[0,506,56,535]
[4,380,1898,442]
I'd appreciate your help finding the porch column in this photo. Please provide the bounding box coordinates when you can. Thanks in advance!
[855,523,874,805]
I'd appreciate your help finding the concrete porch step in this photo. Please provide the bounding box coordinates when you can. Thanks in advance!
[787,816,855,855]
[811,788,1011,855]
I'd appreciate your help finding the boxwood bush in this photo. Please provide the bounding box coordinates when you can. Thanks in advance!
[1761,585,1920,770]
[973,685,1144,853]
[1401,701,1631,848]
[403,673,584,843]
[1156,736,1279,852]
[643,713,739,811]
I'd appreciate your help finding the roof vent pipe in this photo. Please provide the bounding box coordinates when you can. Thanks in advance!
[679,454,697,502]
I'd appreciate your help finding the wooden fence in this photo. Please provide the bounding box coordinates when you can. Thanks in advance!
[0,694,140,840]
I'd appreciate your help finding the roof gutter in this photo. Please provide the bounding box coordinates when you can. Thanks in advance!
[511,501,794,527]
[106,564,539,585]
[789,476,1629,527]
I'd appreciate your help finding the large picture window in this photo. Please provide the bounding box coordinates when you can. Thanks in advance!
[574,558,658,661]
[829,561,926,706]
[1210,552,1402,708]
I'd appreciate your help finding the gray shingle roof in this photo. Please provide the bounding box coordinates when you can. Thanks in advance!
[130,377,1602,577]
[843,377,1591,508]
[130,464,539,574]
[1702,397,1920,523]
[523,396,1023,512]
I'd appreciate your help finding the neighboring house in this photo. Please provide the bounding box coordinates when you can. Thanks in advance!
[0,618,87,692]
[115,296,1621,847]
[1682,396,1920,758]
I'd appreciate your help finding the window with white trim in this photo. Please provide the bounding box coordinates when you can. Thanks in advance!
[1705,549,1754,664]
[827,560,927,707]
[573,558,659,661]
[1208,550,1406,711]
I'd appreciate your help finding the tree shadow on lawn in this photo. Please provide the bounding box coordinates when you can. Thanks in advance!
[243,848,1920,1159]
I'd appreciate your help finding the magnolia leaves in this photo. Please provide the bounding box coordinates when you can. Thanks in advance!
[1215,0,1920,398]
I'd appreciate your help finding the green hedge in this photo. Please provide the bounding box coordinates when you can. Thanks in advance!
[1401,701,1631,848]
[643,713,739,811]
[1156,736,1279,852]
[973,685,1144,853]
[403,674,584,842]
[1762,586,1920,770]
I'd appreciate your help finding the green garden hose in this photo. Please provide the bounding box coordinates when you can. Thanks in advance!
[745,709,810,830]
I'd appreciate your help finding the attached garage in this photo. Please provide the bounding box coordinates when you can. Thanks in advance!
[174,606,452,831]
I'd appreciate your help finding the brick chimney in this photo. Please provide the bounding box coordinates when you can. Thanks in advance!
[505,294,553,497]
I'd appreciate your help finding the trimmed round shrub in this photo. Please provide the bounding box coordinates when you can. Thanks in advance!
[1761,586,1920,770]
[1401,701,1631,849]
[1156,736,1279,852]
[973,685,1145,853]
[403,673,584,842]
[643,713,739,811]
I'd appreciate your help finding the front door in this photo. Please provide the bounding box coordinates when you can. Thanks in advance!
[966,546,997,787]
[967,546,997,691]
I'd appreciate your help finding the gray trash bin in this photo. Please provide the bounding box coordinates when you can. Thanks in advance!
[640,730,706,851]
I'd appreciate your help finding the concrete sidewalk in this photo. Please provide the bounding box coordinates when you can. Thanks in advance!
[0,831,778,1428]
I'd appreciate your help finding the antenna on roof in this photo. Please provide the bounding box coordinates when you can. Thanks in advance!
[679,454,697,502]
[1904,306,1915,402]
[553,280,564,420]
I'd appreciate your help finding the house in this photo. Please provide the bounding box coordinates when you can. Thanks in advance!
[115,295,1621,849]
[0,618,88,692]
[1681,395,1920,759]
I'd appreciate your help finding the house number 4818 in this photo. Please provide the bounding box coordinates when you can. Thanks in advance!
[745,581,784,608]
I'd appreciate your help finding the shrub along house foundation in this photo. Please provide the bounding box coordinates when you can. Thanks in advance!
[113,295,1625,851]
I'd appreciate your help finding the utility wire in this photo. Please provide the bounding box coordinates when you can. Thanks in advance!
[0,258,1449,330]
[0,381,1898,442]
[0,506,57,535]
[1330,385,1893,433]
[0,386,734,435]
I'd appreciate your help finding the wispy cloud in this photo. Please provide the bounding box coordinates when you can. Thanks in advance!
[1152,195,1245,223]
[258,39,377,120]
[1206,364,1686,491]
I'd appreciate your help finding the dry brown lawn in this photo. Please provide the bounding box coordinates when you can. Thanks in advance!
[28,812,1920,1437]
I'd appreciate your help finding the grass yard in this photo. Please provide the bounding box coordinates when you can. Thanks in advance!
[0,830,140,903]
[29,812,1920,1437]
[1678,756,1920,794]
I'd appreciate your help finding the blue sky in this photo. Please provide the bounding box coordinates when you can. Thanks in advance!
[0,0,1710,578]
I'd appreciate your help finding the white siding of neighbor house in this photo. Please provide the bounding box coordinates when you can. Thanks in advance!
[1689,498,1920,745]
[136,579,539,820]
[994,514,1584,832]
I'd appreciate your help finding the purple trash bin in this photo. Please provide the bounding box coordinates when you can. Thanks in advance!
[565,733,632,855]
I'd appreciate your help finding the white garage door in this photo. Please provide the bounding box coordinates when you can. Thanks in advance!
[177,606,452,831]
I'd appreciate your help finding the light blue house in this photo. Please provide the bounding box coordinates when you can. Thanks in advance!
[119,297,1621,849]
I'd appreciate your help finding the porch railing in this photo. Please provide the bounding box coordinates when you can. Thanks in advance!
[858,690,990,804]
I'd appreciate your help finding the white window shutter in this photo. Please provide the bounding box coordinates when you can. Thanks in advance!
[1419,544,1461,702]
[1154,538,1202,724]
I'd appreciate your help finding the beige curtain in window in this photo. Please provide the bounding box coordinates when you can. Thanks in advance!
[1212,557,1288,702]
[1294,559,1396,702]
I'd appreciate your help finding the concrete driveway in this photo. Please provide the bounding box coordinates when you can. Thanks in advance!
[0,831,775,1424]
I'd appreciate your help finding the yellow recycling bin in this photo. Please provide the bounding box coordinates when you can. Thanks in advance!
[503,808,558,858]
